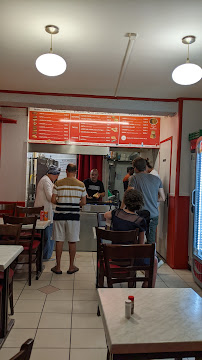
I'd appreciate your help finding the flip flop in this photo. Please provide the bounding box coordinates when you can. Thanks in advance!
[51,266,62,275]
[67,267,79,274]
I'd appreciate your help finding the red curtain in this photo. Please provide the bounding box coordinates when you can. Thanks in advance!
[78,155,103,181]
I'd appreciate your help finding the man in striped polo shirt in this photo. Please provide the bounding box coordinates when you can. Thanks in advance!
[51,163,87,275]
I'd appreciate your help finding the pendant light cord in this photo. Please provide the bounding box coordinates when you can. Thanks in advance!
[50,34,53,53]
[186,44,189,63]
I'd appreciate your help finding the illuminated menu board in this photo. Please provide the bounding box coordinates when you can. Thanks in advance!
[29,109,160,148]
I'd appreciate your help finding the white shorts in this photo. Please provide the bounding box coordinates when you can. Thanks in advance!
[53,221,80,243]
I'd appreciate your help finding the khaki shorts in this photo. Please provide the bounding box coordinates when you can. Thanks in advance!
[53,220,80,243]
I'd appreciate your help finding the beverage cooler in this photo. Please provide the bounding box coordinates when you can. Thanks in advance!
[190,136,202,289]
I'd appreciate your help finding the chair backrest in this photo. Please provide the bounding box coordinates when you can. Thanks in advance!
[3,215,37,244]
[0,203,16,217]
[0,224,22,245]
[16,206,44,217]
[96,227,139,245]
[103,243,155,288]
[97,213,106,228]
[10,339,34,360]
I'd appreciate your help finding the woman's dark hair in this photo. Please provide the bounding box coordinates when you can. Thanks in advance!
[123,189,144,212]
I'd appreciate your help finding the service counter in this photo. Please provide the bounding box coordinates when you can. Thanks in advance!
[63,201,117,251]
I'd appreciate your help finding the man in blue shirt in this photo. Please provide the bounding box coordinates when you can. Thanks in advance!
[128,157,165,244]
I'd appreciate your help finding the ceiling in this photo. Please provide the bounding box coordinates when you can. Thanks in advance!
[1,0,202,100]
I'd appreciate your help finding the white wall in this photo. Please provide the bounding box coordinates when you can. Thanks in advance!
[0,107,27,201]
[159,114,179,196]
[179,101,202,196]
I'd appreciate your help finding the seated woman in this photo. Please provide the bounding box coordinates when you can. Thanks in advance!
[104,189,157,287]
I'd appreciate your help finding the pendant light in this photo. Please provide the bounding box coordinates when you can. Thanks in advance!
[36,25,66,76]
[172,35,201,85]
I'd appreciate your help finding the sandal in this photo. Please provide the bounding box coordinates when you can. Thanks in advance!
[67,267,79,274]
[51,266,62,275]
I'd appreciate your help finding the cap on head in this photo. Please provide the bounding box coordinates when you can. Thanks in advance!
[47,165,61,175]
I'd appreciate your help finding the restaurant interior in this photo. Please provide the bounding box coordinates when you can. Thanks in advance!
[0,1,202,359]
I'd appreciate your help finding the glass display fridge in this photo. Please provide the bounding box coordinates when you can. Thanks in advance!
[191,136,202,289]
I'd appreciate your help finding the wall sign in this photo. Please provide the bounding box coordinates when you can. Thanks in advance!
[29,108,160,148]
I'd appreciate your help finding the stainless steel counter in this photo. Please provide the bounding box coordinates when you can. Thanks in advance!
[63,203,116,251]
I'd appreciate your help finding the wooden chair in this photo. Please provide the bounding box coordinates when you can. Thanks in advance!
[16,206,44,218]
[10,339,34,360]
[103,243,155,288]
[0,203,16,217]
[3,216,40,286]
[16,206,44,240]
[95,227,139,288]
[0,224,22,315]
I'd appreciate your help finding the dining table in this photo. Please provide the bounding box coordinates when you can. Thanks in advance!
[0,245,23,347]
[98,288,202,360]
[0,218,51,279]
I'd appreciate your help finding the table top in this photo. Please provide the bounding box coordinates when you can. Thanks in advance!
[0,245,23,271]
[98,288,202,354]
[0,218,51,230]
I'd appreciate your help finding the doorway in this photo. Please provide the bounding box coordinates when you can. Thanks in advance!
[156,137,172,260]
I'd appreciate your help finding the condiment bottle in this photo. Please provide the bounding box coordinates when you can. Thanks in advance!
[125,300,131,319]
[128,296,134,314]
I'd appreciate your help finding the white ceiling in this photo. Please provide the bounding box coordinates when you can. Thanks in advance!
[1,0,202,99]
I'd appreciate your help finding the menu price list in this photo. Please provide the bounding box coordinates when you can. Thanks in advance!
[29,111,70,143]
[119,116,160,146]
[29,110,160,147]
[70,114,119,144]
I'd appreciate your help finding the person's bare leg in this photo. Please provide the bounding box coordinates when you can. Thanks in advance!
[68,242,78,272]
[55,241,63,271]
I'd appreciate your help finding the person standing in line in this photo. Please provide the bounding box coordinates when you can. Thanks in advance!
[34,165,61,260]
[128,157,165,244]
[145,159,160,178]
[123,166,134,191]
[51,163,87,275]
[84,169,105,201]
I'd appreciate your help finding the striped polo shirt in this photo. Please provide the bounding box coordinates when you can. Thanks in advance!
[53,177,87,221]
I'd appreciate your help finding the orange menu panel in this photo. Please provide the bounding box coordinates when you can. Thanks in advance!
[119,116,160,146]
[29,111,70,143]
[29,110,160,147]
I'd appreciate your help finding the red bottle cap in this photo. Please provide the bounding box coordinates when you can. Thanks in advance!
[128,296,134,301]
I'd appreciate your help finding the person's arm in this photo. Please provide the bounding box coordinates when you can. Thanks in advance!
[80,196,86,207]
[98,181,105,198]
[158,188,166,202]
[138,231,145,244]
[44,178,53,202]
[51,194,57,204]
[104,211,112,220]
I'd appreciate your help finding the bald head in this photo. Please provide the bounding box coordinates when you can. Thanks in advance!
[90,169,99,183]
[66,163,77,176]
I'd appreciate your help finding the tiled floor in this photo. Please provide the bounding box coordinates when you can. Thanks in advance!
[0,251,201,360]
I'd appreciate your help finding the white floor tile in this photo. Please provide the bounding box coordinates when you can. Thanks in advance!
[73,301,98,314]
[34,329,70,348]
[70,348,107,360]
[71,329,106,348]
[10,312,41,328]
[73,289,98,301]
[14,299,45,313]
[3,329,36,348]
[46,289,73,300]
[39,313,71,328]
[43,300,72,313]
[31,348,69,360]
[72,313,103,328]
